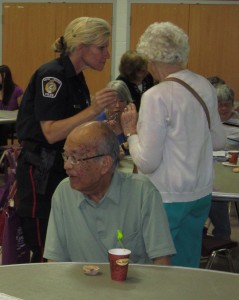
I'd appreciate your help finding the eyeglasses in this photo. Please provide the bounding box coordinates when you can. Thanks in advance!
[62,153,107,165]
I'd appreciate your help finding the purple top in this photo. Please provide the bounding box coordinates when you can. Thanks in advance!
[0,85,23,110]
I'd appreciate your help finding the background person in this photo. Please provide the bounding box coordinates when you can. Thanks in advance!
[44,121,176,264]
[0,65,23,146]
[121,22,226,268]
[97,80,132,155]
[208,83,239,240]
[16,17,117,263]
[116,50,154,112]
[216,83,239,136]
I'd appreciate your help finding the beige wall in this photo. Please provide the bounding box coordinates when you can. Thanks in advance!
[2,1,239,100]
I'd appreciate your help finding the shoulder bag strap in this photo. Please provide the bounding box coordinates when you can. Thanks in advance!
[164,77,211,129]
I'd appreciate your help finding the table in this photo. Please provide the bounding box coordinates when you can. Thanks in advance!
[0,110,18,124]
[0,263,239,300]
[119,156,239,202]
[213,161,239,201]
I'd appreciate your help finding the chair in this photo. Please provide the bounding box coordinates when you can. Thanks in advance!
[201,234,238,272]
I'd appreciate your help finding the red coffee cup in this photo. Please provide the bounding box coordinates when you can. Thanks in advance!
[108,248,131,281]
[228,150,239,165]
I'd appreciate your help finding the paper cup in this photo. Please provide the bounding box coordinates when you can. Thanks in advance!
[228,150,239,164]
[108,248,131,281]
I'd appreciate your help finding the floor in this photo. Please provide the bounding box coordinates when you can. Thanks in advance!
[200,203,239,273]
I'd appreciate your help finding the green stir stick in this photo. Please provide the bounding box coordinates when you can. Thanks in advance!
[117,229,125,248]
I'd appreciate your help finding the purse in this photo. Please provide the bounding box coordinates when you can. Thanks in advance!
[2,180,30,265]
[164,77,211,129]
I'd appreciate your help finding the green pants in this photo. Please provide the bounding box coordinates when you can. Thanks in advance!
[164,194,211,268]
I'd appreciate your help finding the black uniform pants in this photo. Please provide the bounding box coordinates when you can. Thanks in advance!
[16,145,66,263]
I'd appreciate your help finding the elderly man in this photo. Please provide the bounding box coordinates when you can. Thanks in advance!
[43,121,175,264]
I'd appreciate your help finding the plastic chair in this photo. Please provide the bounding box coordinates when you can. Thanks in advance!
[201,234,238,272]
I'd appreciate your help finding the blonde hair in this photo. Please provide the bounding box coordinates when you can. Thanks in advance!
[53,17,111,55]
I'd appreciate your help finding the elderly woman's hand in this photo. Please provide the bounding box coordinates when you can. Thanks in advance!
[121,103,138,136]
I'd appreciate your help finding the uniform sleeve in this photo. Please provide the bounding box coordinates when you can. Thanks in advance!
[34,68,68,121]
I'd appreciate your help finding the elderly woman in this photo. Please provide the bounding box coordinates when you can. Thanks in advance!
[98,80,132,150]
[121,22,226,267]
[216,84,239,124]
[208,83,239,241]
[116,50,154,112]
[16,17,117,263]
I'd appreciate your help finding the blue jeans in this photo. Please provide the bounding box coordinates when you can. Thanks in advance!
[209,201,231,240]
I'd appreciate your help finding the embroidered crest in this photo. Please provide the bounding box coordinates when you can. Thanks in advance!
[42,77,62,98]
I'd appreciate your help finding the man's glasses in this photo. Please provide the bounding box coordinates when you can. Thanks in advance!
[62,153,107,165]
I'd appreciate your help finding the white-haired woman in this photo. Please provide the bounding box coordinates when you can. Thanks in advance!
[98,80,132,155]
[16,17,117,263]
[121,22,226,268]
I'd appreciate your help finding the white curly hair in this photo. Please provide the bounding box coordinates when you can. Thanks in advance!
[136,22,189,67]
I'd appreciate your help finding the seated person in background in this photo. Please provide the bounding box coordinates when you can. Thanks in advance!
[97,80,133,155]
[217,83,239,127]
[0,65,23,146]
[43,121,176,264]
[208,82,238,240]
[208,78,239,149]
[207,76,225,87]
[116,50,154,112]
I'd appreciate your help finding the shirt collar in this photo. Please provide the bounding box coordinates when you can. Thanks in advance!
[77,169,122,208]
[59,55,81,79]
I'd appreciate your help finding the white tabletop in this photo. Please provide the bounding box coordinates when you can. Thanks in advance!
[0,263,239,300]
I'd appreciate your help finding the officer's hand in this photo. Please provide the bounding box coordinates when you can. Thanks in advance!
[91,88,117,114]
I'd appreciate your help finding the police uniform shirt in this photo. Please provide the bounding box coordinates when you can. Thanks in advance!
[17,55,90,148]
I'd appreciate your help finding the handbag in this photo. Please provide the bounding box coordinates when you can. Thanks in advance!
[164,77,211,129]
[2,180,30,265]
[0,146,21,246]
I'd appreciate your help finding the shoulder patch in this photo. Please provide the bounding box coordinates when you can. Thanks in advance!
[42,77,62,98]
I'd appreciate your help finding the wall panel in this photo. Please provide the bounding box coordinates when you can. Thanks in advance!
[130,4,190,50]
[3,3,55,91]
[130,3,239,100]
[188,4,239,99]
[3,2,113,95]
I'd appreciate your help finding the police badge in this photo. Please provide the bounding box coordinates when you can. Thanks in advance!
[42,77,62,98]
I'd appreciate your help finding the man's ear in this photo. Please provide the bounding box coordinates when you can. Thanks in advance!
[100,155,113,174]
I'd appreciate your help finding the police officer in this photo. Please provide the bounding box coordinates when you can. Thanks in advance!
[16,17,117,262]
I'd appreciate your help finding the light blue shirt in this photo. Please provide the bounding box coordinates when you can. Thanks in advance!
[44,170,175,263]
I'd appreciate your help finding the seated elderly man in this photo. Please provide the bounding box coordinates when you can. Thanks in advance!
[43,121,175,264]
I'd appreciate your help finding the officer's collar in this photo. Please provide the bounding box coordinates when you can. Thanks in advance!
[60,55,82,79]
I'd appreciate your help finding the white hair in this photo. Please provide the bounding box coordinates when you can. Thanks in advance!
[106,80,132,104]
[136,22,189,66]
[216,84,234,104]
